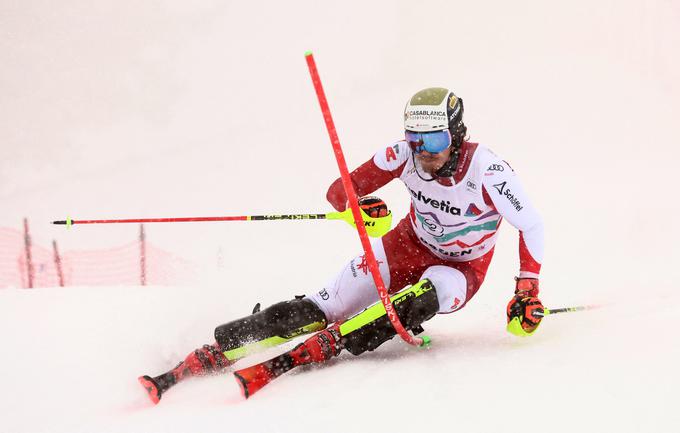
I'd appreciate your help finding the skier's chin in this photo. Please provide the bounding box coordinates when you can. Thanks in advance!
[419,161,444,176]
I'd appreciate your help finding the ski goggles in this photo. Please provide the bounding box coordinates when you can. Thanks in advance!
[405,130,452,154]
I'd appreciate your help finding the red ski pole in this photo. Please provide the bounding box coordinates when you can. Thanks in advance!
[50,210,392,238]
[305,51,427,348]
[51,213,326,226]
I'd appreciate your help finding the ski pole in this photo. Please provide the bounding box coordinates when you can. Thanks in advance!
[534,304,599,317]
[51,208,393,237]
[52,214,326,226]
[305,51,427,348]
[507,303,600,336]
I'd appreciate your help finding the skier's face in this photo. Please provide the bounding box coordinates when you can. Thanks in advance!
[406,129,453,175]
[415,146,452,175]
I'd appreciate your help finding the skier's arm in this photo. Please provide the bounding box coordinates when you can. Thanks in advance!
[327,142,408,211]
[481,160,544,279]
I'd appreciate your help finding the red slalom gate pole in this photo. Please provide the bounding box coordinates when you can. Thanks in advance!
[305,52,425,347]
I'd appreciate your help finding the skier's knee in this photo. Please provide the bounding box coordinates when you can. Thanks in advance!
[262,297,328,334]
[214,297,327,351]
[341,279,440,356]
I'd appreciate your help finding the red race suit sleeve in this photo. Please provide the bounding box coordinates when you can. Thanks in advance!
[481,158,544,279]
[326,143,406,211]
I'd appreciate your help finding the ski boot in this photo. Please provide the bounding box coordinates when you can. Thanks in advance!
[139,342,231,404]
[234,323,343,398]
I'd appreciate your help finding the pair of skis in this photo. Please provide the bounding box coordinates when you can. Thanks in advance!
[138,343,309,402]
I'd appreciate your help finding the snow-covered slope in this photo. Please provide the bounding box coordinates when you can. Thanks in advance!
[1,284,678,433]
[1,1,679,432]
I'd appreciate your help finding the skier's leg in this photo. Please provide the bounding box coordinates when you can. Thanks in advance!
[233,278,442,397]
[340,278,440,355]
[214,296,327,361]
[306,238,391,323]
[139,296,327,404]
[216,237,390,363]
[140,237,386,404]
[292,278,440,367]
[139,342,231,404]
[420,265,469,314]
[300,265,468,360]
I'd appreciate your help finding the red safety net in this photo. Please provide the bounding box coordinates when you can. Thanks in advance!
[0,227,24,288]
[0,227,193,288]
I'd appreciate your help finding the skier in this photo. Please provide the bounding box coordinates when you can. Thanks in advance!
[139,87,545,402]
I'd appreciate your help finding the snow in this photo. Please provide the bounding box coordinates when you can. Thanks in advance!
[1,1,679,432]
[2,285,678,432]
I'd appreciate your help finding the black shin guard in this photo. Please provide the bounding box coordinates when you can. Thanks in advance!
[214,297,327,359]
[340,279,440,356]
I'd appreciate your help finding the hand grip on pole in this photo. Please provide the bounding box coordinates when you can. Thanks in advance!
[507,303,601,337]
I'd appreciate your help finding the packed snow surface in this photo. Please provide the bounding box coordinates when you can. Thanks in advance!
[2,1,679,432]
[1,284,678,433]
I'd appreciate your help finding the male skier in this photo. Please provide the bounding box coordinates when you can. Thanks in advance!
[139,87,545,403]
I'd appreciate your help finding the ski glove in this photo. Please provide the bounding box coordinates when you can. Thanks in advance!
[507,278,544,333]
[358,196,389,218]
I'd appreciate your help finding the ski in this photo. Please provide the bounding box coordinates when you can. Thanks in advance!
[233,325,343,399]
[233,350,296,398]
[138,373,176,404]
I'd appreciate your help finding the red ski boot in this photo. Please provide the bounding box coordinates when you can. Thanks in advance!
[234,324,343,398]
[139,342,232,404]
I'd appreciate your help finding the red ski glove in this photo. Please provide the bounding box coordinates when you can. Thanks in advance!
[507,278,544,333]
[358,196,389,218]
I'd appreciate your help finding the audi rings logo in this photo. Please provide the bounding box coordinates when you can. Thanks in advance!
[487,164,504,172]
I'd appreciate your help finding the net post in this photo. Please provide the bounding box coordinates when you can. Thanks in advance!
[52,240,65,287]
[23,218,34,289]
[139,224,147,286]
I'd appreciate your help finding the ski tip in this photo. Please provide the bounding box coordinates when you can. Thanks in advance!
[233,372,250,399]
[138,375,161,405]
[233,364,276,399]
[304,50,313,57]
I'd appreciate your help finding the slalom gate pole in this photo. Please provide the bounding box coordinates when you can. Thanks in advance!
[304,51,427,348]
